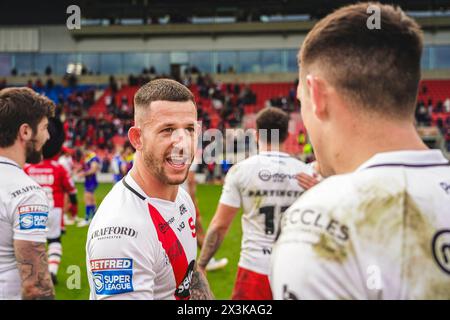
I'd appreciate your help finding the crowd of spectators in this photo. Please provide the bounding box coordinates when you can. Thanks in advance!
[266,79,300,114]
[415,93,450,151]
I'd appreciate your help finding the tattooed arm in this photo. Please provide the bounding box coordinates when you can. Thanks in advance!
[197,203,239,271]
[190,263,214,300]
[14,240,55,300]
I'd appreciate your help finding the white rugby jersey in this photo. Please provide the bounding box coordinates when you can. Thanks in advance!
[219,151,313,275]
[271,150,450,300]
[58,155,74,176]
[0,156,49,299]
[86,174,197,300]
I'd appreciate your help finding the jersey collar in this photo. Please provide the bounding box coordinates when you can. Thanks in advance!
[123,174,180,205]
[0,156,21,169]
[259,151,291,158]
[356,149,450,172]
[123,174,147,200]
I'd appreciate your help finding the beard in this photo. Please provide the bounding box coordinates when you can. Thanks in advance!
[25,139,43,164]
[143,150,191,185]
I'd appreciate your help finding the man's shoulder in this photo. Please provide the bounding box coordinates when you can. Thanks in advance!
[289,173,354,209]
[176,186,195,208]
[89,184,150,238]
[4,169,44,195]
[97,182,137,211]
[287,169,406,219]
[0,168,48,217]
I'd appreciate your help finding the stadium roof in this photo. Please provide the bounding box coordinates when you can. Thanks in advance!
[1,0,450,25]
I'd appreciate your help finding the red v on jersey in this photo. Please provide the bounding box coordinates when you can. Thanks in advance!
[147,202,191,300]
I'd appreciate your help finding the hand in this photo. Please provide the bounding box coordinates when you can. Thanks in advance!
[296,172,320,190]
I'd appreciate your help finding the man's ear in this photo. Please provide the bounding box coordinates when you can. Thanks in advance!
[128,126,142,150]
[306,74,329,120]
[18,123,33,142]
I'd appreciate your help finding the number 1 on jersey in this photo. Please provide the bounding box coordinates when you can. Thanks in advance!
[259,205,289,235]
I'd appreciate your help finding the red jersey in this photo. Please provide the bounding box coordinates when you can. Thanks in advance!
[24,159,76,209]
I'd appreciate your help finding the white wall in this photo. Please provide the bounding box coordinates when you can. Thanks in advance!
[38,26,306,52]
[0,28,39,51]
[0,25,447,53]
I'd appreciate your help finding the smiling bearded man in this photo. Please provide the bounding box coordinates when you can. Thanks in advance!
[86,79,213,300]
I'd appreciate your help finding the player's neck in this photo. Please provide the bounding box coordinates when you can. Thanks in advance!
[0,144,26,168]
[258,143,286,154]
[333,121,428,174]
[129,160,178,202]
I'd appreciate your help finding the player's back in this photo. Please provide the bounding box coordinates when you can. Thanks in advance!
[272,150,450,299]
[220,151,312,275]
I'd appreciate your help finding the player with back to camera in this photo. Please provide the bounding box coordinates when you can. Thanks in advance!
[271,2,450,300]
[198,107,314,299]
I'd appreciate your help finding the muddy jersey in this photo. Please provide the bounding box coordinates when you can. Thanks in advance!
[86,174,197,300]
[219,151,312,275]
[271,150,450,300]
[0,156,49,299]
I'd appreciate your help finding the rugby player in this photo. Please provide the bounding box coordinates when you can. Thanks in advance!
[112,141,134,184]
[25,117,78,284]
[271,2,450,299]
[76,145,100,227]
[198,107,313,299]
[59,146,79,225]
[0,87,54,299]
[86,79,213,300]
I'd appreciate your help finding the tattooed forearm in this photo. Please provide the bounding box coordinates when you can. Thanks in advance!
[14,240,55,300]
[190,268,214,300]
[197,226,226,269]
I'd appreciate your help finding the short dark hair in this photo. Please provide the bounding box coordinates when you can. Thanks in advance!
[134,78,195,112]
[43,117,65,159]
[300,2,423,119]
[0,87,55,148]
[256,107,290,144]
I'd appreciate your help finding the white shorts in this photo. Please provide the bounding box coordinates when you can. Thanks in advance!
[0,268,21,300]
[47,208,62,240]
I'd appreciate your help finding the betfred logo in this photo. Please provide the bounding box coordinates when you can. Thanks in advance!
[90,258,133,295]
[175,260,195,300]
[18,205,48,230]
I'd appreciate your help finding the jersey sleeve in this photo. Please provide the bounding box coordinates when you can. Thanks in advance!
[86,209,158,300]
[11,187,49,243]
[270,179,368,300]
[218,164,242,208]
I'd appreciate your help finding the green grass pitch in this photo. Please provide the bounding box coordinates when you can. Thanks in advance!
[55,183,242,300]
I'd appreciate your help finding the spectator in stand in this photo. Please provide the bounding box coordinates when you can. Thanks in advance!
[416,100,429,126]
[445,98,450,113]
